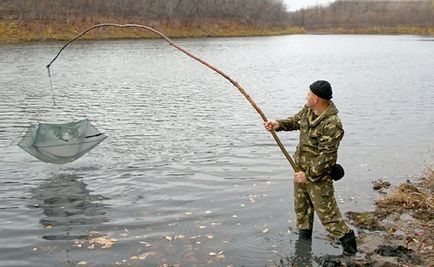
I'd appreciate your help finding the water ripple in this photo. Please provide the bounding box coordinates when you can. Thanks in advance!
[0,35,433,266]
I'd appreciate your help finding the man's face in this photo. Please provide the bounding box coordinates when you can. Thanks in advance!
[306,90,318,108]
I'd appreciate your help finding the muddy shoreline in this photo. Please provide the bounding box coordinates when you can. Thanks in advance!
[334,169,433,266]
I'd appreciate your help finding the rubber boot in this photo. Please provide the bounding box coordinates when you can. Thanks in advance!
[339,230,357,255]
[298,229,313,240]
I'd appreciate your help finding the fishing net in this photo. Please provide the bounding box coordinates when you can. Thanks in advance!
[18,119,106,164]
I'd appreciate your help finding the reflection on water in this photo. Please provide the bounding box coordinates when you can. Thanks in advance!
[29,173,109,240]
[290,239,313,267]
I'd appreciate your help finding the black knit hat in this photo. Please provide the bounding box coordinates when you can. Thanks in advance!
[309,80,333,100]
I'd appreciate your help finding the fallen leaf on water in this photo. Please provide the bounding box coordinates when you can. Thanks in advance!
[138,251,157,260]
[89,237,117,249]
[89,231,101,237]
[139,241,151,247]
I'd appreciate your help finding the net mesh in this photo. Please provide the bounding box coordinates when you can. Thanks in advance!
[18,119,107,164]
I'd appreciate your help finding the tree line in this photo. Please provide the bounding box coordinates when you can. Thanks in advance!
[0,0,290,25]
[288,0,434,28]
[1,0,433,29]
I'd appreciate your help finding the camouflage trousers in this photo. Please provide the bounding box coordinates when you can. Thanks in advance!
[294,178,350,239]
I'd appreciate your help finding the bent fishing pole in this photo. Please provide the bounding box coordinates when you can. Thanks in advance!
[46,23,299,172]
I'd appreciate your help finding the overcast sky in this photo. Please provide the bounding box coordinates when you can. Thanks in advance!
[284,0,336,11]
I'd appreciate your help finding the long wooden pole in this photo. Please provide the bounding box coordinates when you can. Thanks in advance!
[47,23,299,172]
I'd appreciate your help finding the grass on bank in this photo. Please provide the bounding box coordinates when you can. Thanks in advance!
[347,169,434,229]
[0,19,304,42]
[375,168,434,221]
[307,26,434,35]
[346,169,433,265]
[1,19,433,42]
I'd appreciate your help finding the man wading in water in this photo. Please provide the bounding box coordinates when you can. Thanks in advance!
[263,80,357,255]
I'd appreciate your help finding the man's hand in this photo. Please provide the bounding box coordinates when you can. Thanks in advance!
[294,171,308,184]
[263,120,280,131]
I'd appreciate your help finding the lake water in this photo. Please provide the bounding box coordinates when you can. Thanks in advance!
[0,34,433,266]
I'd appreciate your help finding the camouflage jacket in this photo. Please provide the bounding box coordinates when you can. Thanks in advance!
[276,102,344,182]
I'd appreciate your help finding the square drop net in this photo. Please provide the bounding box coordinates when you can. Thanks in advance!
[18,119,107,164]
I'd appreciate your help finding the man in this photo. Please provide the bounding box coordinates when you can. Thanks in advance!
[263,80,357,255]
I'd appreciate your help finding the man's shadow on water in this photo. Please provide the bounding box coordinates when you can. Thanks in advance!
[28,173,110,241]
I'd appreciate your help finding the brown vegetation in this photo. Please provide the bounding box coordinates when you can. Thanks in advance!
[0,0,298,41]
[376,169,434,221]
[345,169,434,266]
[0,0,433,41]
[0,19,304,42]
[0,0,290,25]
[288,0,434,30]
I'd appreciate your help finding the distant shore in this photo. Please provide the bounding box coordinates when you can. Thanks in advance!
[1,20,433,42]
[0,20,304,42]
